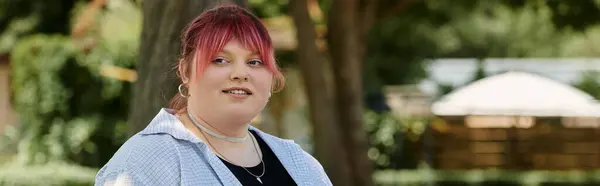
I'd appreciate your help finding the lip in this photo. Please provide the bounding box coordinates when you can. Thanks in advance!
[222,87,253,98]
[222,87,252,94]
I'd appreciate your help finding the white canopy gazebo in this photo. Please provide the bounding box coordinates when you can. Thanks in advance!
[431,71,600,128]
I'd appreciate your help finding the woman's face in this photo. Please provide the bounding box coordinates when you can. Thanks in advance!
[184,38,273,122]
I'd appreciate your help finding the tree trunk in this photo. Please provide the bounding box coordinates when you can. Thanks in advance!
[290,0,353,186]
[128,0,246,136]
[328,0,375,185]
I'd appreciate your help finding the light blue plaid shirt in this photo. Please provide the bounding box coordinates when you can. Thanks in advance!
[95,108,332,186]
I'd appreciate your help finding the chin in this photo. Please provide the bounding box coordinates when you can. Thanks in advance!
[222,107,260,121]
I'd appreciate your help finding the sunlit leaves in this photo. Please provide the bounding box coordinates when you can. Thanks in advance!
[0,16,38,53]
[249,0,290,18]
[99,0,141,66]
[7,0,138,166]
[364,110,429,169]
[11,35,75,164]
[11,35,74,119]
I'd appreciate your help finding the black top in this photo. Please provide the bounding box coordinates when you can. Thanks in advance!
[219,130,298,186]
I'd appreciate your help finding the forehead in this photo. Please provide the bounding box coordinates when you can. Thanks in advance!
[220,39,259,56]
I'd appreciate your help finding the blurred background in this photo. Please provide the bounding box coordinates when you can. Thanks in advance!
[2,0,600,185]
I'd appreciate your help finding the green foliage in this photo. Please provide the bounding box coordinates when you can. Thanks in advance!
[6,0,141,167]
[10,35,78,164]
[364,110,429,170]
[0,0,77,35]
[366,0,600,94]
[0,162,97,186]
[515,0,600,31]
[0,16,38,54]
[4,0,600,175]
[252,0,600,96]
[367,0,600,100]
[249,0,290,18]
[413,0,565,58]
[8,34,132,166]
[98,0,142,64]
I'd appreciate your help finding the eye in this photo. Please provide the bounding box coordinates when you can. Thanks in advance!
[247,59,264,66]
[212,57,228,64]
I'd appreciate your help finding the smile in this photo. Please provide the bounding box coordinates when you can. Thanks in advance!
[221,87,253,97]
[223,90,251,95]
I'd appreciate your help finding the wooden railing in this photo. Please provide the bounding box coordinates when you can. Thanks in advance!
[430,119,600,170]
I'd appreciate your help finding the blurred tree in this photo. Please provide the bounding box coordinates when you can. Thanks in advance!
[4,0,600,177]
[290,1,600,180]
[248,0,290,18]
[251,0,600,118]
[290,0,349,184]
[503,0,600,31]
[326,0,377,185]
[0,0,78,55]
[5,0,139,168]
[128,0,246,135]
[0,0,75,34]
[291,0,399,184]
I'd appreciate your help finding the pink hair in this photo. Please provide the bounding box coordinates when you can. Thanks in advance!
[170,4,285,111]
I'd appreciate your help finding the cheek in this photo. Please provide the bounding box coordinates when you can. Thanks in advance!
[252,71,274,94]
[190,68,229,95]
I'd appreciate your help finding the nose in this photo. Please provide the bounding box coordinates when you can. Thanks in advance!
[230,62,249,82]
[231,75,249,82]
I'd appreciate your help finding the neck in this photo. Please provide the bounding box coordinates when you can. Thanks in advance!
[186,108,250,140]
[176,109,263,168]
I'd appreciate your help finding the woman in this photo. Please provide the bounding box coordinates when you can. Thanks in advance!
[95,4,332,186]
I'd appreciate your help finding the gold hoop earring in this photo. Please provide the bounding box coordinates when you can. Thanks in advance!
[178,84,190,98]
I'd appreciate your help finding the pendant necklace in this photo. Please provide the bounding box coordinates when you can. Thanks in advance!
[187,110,265,184]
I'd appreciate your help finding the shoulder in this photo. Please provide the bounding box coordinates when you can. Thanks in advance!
[252,128,332,185]
[254,129,319,164]
[289,142,331,184]
[94,133,183,186]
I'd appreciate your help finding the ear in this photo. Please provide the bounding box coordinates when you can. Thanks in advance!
[178,60,190,84]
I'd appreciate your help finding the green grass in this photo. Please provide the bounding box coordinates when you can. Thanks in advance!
[1,159,600,186]
[0,162,97,186]
[374,169,600,186]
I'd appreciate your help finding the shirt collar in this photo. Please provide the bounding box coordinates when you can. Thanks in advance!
[139,108,202,143]
[139,108,273,144]
[138,108,313,185]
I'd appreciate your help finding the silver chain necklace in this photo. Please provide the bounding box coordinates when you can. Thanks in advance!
[191,116,266,184]
[186,109,248,143]
[187,111,266,184]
